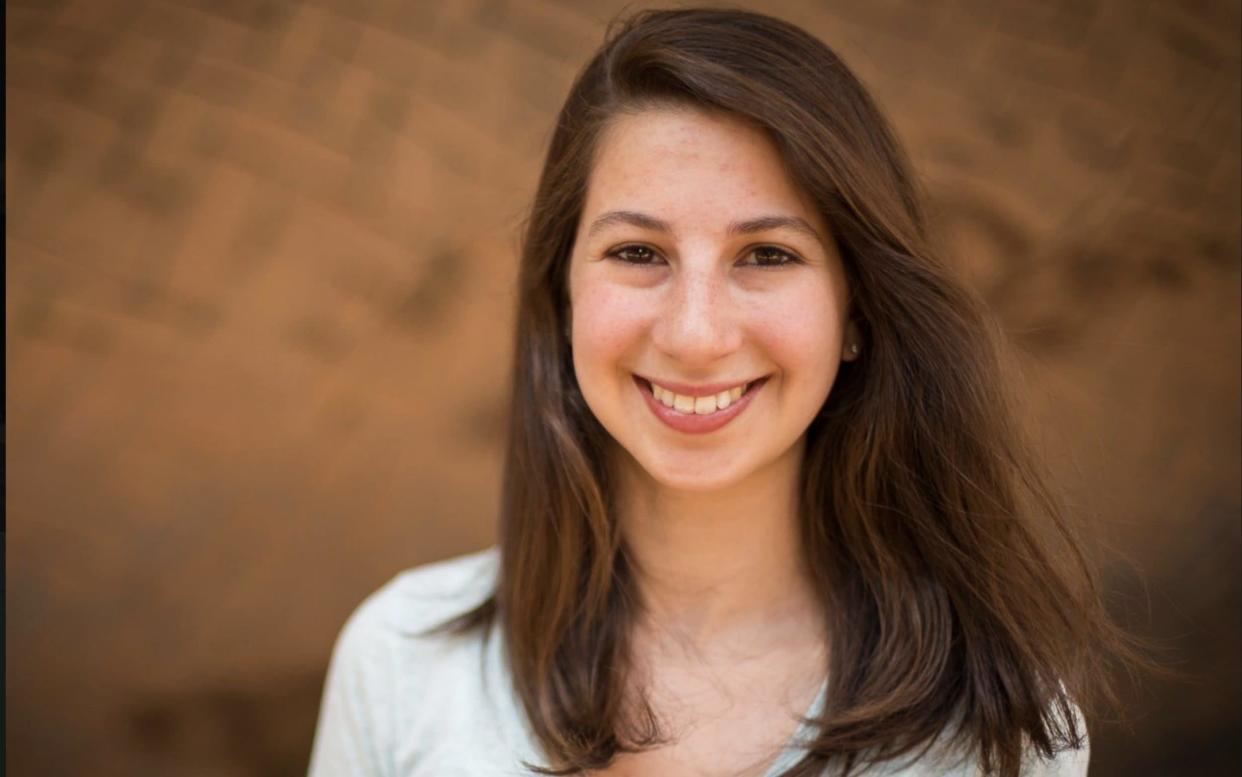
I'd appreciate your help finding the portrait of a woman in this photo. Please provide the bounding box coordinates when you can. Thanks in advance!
[308,8,1134,776]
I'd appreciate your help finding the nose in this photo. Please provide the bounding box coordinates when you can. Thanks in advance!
[651,262,741,367]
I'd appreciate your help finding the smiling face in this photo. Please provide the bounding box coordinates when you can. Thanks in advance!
[567,105,858,492]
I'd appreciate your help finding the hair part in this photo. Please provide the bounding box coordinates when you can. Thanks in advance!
[429,7,1153,776]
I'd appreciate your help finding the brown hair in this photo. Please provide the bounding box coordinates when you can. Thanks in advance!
[432,7,1147,776]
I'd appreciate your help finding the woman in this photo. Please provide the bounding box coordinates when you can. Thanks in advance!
[309,8,1137,776]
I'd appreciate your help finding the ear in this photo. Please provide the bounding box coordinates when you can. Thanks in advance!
[841,320,862,362]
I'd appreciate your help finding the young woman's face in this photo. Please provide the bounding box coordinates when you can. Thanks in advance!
[568,106,857,492]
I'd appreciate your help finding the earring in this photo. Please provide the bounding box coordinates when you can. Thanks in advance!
[849,343,860,356]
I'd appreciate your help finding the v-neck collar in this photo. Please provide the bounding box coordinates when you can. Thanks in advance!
[485,612,833,777]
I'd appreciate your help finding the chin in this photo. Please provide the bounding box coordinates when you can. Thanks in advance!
[631,447,762,493]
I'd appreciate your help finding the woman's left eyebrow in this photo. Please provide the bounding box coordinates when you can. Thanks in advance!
[728,215,825,248]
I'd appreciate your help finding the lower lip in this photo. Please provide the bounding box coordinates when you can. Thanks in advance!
[634,375,767,434]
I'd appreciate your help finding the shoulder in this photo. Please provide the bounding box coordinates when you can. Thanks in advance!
[1019,698,1090,777]
[308,546,500,777]
[348,545,500,638]
[326,544,499,702]
[881,697,1089,777]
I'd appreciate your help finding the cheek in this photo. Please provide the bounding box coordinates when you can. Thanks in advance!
[747,285,842,385]
[570,276,651,377]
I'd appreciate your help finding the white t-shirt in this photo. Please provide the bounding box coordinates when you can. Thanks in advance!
[308,547,1090,776]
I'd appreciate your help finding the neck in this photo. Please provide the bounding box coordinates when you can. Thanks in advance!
[613,438,824,658]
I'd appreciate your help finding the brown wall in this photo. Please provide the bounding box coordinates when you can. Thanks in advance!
[6,1,1239,775]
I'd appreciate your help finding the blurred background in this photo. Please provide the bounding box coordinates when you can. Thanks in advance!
[5,0,1239,775]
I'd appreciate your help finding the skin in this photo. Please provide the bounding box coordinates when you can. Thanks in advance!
[566,106,861,773]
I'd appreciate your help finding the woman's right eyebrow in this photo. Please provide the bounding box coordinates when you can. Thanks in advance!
[586,210,673,238]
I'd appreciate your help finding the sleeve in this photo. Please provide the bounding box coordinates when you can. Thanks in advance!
[307,596,398,777]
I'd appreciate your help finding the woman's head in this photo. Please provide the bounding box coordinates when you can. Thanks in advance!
[517,8,933,494]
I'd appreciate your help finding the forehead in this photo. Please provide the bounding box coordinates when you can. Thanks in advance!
[582,106,818,225]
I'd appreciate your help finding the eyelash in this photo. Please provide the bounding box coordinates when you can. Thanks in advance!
[605,244,803,268]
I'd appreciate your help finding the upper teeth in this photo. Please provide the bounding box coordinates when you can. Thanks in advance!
[650,381,747,414]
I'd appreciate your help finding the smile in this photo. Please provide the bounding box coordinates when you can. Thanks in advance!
[632,374,768,434]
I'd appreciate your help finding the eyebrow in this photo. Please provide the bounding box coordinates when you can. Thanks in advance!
[585,210,826,247]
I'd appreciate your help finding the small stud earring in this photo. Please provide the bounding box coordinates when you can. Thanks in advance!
[849,343,860,356]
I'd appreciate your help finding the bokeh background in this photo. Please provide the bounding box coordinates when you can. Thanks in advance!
[6,0,1240,775]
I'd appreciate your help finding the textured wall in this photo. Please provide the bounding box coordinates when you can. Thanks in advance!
[6,1,1240,775]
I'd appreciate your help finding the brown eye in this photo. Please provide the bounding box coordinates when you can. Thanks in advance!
[748,246,800,267]
[608,245,661,265]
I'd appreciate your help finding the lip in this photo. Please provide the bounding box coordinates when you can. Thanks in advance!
[635,375,755,398]
[633,374,768,434]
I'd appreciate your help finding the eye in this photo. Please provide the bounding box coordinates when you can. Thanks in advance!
[605,244,664,266]
[742,245,803,268]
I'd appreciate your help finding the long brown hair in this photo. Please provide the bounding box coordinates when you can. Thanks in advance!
[433,8,1145,776]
